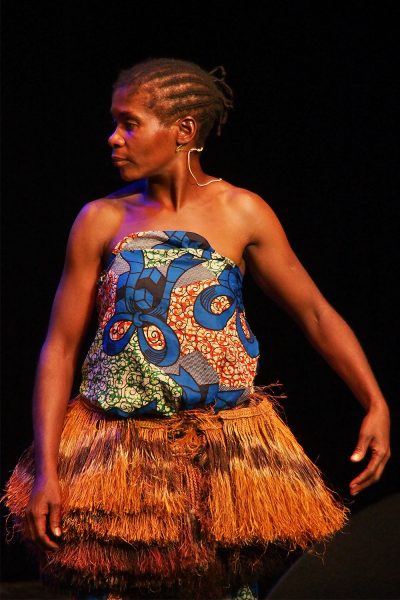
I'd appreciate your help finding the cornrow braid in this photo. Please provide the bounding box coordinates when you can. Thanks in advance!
[113,57,234,144]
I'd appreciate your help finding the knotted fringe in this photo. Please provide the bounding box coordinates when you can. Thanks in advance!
[2,387,349,599]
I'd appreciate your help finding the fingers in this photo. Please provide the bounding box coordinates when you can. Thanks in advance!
[49,502,62,539]
[35,513,60,550]
[350,436,375,470]
[349,410,391,496]
[350,429,371,463]
[349,447,391,495]
[25,503,61,550]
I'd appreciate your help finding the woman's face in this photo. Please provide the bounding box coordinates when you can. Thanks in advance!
[109,86,177,181]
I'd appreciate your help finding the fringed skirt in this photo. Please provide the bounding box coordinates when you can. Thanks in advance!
[3,388,349,599]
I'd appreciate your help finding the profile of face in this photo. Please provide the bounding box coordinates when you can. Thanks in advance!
[109,86,178,182]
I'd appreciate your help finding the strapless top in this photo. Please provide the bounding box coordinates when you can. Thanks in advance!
[80,230,260,417]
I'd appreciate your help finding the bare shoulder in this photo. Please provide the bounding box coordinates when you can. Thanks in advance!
[221,183,283,245]
[72,181,145,238]
[70,193,131,246]
[72,197,120,234]
[63,195,128,266]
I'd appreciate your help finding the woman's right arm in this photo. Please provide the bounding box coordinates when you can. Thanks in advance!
[25,200,111,550]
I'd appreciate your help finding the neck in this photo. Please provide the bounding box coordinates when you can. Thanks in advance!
[124,148,216,210]
[144,167,196,211]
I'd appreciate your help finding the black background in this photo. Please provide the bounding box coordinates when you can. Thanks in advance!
[1,0,399,585]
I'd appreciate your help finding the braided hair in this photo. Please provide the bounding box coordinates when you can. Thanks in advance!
[113,57,234,144]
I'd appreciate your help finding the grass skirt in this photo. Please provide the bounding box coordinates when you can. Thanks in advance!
[3,387,349,599]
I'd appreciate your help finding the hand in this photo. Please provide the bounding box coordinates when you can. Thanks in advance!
[25,474,62,550]
[349,404,391,495]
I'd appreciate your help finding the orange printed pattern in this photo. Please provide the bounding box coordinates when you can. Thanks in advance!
[169,281,257,388]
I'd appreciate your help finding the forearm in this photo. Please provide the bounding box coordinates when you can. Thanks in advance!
[300,304,387,412]
[32,341,77,477]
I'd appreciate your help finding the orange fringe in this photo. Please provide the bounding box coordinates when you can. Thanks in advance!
[2,387,349,599]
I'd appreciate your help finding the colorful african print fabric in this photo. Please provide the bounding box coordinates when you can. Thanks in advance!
[80,231,260,416]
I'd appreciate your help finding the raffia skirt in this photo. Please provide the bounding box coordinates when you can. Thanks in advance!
[3,387,349,599]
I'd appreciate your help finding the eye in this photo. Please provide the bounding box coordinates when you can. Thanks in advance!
[109,117,138,133]
[125,121,138,131]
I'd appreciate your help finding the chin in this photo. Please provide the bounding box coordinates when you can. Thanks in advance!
[119,172,137,182]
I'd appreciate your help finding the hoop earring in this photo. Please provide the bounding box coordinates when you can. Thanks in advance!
[176,144,186,153]
[187,147,222,187]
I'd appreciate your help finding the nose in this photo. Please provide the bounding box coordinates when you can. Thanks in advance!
[108,128,125,147]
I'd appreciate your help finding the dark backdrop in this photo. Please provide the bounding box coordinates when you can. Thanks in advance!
[1,0,399,585]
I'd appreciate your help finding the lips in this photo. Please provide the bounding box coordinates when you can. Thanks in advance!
[112,156,131,164]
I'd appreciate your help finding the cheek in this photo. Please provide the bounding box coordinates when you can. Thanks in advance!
[144,137,175,163]
[149,124,175,153]
[155,129,174,150]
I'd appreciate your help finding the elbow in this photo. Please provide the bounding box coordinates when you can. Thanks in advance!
[301,301,336,339]
[310,304,325,328]
[40,334,80,365]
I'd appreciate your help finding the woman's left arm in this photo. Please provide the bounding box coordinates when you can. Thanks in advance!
[241,193,391,496]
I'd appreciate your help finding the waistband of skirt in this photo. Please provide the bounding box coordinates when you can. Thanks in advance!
[74,384,285,429]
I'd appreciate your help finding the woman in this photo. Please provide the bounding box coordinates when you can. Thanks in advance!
[3,58,390,600]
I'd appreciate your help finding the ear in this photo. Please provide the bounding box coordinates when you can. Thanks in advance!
[176,116,197,146]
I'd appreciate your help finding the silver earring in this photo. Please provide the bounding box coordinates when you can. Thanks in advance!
[187,147,222,187]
